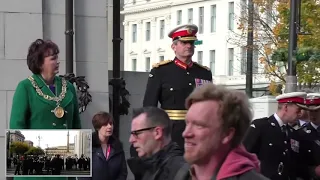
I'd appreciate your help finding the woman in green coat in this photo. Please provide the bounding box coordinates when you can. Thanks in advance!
[9,39,81,180]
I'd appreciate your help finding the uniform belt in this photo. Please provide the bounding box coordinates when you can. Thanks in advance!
[164,110,187,120]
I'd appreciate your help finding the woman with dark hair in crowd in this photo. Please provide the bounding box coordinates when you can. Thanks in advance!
[91,111,128,180]
[10,39,81,129]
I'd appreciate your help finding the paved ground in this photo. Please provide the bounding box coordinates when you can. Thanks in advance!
[7,167,90,176]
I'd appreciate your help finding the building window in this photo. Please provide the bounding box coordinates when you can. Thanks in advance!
[132,59,137,71]
[145,57,151,71]
[197,51,203,64]
[228,2,234,30]
[146,22,151,41]
[210,50,215,75]
[159,56,164,61]
[199,7,204,34]
[177,10,182,25]
[132,24,137,43]
[188,8,193,23]
[211,5,216,32]
[228,48,234,76]
[241,47,247,75]
[160,20,165,39]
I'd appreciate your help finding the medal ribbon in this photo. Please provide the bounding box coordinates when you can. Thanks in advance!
[106,145,111,159]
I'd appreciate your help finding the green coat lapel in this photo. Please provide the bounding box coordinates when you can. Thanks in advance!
[32,74,57,108]
[31,75,73,109]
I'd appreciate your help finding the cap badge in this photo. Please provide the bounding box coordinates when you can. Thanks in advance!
[187,28,193,34]
[310,98,314,103]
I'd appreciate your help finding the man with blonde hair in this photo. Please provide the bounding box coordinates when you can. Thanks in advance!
[175,84,268,180]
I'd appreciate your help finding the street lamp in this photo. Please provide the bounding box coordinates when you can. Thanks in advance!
[36,135,43,147]
[286,0,299,92]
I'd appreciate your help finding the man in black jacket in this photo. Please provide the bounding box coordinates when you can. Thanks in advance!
[296,93,320,179]
[243,92,307,180]
[127,107,186,180]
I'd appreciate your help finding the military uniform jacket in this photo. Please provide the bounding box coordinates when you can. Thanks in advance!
[243,115,299,180]
[297,123,320,180]
[10,74,81,129]
[143,58,212,109]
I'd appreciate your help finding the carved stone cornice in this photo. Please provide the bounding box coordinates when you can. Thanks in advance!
[121,0,212,15]
[143,49,151,54]
[157,48,165,52]
[122,21,129,26]
[121,4,171,15]
[129,51,137,55]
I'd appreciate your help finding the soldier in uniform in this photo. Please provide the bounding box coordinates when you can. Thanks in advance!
[291,107,309,130]
[141,24,212,151]
[243,92,307,180]
[291,89,312,130]
[296,93,320,179]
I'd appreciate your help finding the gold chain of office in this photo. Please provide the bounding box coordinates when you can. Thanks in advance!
[28,76,67,118]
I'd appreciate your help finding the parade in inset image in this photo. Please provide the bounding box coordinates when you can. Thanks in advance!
[5,130,91,177]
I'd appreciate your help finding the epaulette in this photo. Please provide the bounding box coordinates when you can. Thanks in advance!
[193,62,211,71]
[298,122,308,130]
[250,117,270,128]
[152,60,172,68]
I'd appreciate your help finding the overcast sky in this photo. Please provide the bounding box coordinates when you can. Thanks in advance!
[10,130,83,149]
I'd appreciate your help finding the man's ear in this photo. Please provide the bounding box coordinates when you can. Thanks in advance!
[154,127,163,140]
[222,127,235,145]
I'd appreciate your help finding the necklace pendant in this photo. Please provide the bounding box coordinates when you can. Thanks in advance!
[53,106,65,118]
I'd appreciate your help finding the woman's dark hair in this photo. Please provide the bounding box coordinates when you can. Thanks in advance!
[92,111,114,131]
[27,39,60,74]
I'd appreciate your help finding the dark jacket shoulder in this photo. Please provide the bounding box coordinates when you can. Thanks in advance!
[164,155,186,180]
[152,60,173,68]
[237,170,270,180]
[129,142,185,180]
[251,117,270,127]
[193,62,211,71]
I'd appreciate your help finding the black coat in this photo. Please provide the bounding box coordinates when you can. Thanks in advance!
[243,115,299,180]
[297,122,320,180]
[143,58,212,109]
[142,58,212,150]
[127,142,186,180]
[81,132,127,180]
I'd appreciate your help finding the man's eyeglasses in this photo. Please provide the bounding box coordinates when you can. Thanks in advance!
[130,127,156,137]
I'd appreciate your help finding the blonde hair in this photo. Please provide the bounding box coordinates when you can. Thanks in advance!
[185,84,252,147]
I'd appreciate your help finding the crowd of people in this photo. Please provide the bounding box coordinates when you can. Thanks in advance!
[8,154,90,175]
